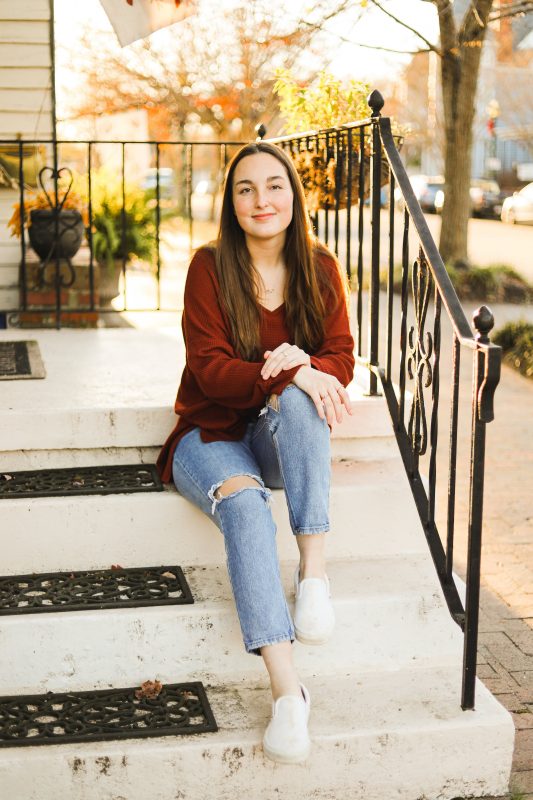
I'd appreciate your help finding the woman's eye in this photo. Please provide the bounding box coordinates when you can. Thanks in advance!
[238,187,252,194]
[270,184,282,190]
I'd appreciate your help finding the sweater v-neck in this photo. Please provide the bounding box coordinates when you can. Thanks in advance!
[259,302,285,314]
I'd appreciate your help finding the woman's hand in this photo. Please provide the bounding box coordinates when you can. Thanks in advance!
[291,365,353,426]
[261,343,310,379]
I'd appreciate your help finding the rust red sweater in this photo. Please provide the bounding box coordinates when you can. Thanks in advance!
[157,247,355,482]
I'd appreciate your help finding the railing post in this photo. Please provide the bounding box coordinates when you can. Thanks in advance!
[461,306,501,710]
[368,90,384,395]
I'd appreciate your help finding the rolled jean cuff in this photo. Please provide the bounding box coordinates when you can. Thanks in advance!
[294,525,330,535]
[245,632,295,656]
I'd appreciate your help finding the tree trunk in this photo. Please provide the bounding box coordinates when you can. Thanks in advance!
[439,59,477,265]
[437,0,495,266]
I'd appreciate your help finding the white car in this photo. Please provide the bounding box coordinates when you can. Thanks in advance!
[501,182,533,224]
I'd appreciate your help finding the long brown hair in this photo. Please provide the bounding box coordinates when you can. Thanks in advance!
[215,142,344,361]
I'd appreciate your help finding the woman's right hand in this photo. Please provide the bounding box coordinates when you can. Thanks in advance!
[291,365,353,426]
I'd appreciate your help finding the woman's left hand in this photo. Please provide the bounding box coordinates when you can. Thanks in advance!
[261,343,310,379]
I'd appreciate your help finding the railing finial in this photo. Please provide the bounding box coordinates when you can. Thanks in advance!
[473,305,494,344]
[368,90,385,118]
[255,123,267,141]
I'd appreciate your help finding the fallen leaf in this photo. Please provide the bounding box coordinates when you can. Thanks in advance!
[135,680,163,700]
[111,564,123,571]
[161,571,176,580]
[1,474,13,481]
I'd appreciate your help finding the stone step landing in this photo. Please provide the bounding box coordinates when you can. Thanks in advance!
[0,667,514,800]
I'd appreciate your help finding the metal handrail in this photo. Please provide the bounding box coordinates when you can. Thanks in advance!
[365,92,501,710]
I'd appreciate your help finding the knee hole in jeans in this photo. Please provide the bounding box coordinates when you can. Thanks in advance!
[207,474,272,515]
[215,475,262,498]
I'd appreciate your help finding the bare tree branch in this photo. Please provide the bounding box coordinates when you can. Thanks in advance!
[489,1,533,21]
[367,0,441,53]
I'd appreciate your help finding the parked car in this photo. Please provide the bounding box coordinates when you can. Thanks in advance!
[501,182,533,224]
[434,179,503,219]
[394,175,445,214]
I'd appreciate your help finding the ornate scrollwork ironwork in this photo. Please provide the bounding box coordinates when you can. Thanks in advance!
[31,166,82,291]
[407,249,434,456]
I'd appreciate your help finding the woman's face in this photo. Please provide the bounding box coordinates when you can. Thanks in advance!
[232,152,294,245]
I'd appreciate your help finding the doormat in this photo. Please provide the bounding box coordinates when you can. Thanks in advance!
[0,681,218,747]
[0,464,163,499]
[0,564,194,615]
[0,341,45,380]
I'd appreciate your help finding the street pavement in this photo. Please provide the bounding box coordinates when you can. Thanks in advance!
[322,208,533,285]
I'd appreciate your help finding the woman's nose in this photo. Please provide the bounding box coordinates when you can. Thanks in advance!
[255,189,269,207]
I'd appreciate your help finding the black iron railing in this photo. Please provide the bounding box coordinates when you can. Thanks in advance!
[0,138,245,326]
[268,91,501,709]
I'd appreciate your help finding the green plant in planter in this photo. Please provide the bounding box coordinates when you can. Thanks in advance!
[90,171,156,304]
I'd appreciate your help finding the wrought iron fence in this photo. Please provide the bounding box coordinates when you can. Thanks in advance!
[0,138,245,326]
[267,91,501,710]
[0,94,501,709]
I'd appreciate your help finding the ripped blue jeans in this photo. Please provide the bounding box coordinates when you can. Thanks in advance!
[172,384,331,655]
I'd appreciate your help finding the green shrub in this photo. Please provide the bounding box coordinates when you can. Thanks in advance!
[493,320,533,379]
[446,263,532,304]
[372,262,532,304]
[89,167,156,270]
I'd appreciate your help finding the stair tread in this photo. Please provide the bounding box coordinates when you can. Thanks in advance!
[1,456,429,575]
[0,329,392,450]
[0,555,465,696]
[0,667,511,752]
[1,456,410,505]
[0,557,449,618]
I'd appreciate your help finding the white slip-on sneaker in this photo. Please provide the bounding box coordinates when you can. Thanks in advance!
[293,567,335,645]
[262,683,311,764]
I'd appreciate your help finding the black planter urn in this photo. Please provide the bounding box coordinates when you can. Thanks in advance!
[28,209,85,261]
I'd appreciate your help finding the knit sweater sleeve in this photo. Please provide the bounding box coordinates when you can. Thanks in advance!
[309,254,355,387]
[183,249,300,409]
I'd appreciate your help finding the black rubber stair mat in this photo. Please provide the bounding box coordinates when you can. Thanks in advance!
[0,681,217,747]
[0,340,45,380]
[0,565,194,615]
[0,464,163,499]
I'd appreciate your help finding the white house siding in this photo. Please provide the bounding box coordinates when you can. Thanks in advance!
[0,0,52,313]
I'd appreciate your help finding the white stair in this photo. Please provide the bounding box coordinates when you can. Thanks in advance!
[0,328,514,800]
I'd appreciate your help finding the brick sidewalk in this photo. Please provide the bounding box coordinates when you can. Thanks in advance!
[478,588,533,798]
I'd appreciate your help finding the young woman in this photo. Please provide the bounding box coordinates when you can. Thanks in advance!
[157,141,355,764]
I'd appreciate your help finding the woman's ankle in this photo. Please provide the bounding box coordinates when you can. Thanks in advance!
[296,533,326,579]
[261,642,301,701]
[270,674,302,701]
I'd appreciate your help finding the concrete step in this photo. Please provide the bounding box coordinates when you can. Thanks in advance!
[0,445,161,472]
[0,557,463,695]
[1,457,428,575]
[0,328,395,456]
[0,434,399,471]
[0,667,514,800]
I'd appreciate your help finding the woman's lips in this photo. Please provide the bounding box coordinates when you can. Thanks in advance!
[252,213,275,220]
